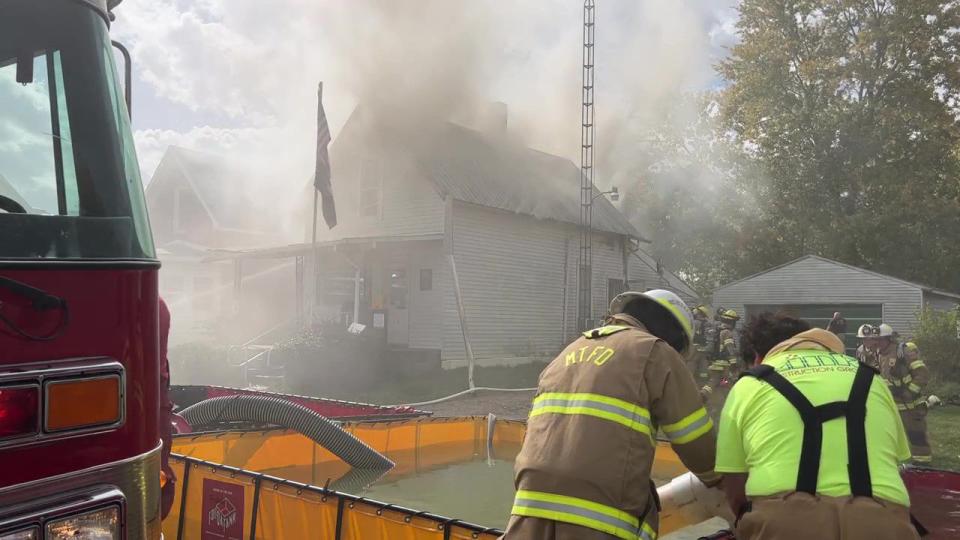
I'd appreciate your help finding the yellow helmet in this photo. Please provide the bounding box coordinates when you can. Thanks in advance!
[693,305,711,318]
[720,309,740,322]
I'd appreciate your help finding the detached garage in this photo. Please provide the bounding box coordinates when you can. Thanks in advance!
[712,255,960,354]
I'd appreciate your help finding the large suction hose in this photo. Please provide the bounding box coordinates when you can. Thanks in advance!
[178,395,394,470]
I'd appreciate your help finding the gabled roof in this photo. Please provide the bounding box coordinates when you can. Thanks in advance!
[716,254,960,300]
[147,146,271,234]
[419,122,643,238]
[334,108,644,239]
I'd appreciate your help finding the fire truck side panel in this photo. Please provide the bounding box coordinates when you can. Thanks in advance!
[0,265,160,488]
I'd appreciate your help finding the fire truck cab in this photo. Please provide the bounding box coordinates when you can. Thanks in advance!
[0,0,161,538]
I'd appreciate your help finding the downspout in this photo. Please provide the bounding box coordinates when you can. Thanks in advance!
[622,236,630,289]
[445,197,476,388]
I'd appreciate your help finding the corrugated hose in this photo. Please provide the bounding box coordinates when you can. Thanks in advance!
[178,395,394,470]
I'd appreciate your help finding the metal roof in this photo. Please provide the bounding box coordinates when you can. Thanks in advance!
[416,122,643,239]
[715,255,960,300]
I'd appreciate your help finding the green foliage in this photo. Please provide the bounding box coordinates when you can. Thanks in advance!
[914,306,960,386]
[279,323,388,396]
[717,0,960,291]
[927,406,960,472]
[625,1,960,295]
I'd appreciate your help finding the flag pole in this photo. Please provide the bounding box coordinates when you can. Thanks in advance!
[311,189,318,247]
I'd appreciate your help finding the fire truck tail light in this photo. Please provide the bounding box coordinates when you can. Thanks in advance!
[0,386,40,440]
[45,377,121,432]
[45,506,119,540]
[0,527,38,540]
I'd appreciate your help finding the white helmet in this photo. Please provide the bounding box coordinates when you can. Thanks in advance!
[857,323,895,338]
[609,289,693,354]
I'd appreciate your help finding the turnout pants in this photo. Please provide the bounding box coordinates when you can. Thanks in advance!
[900,407,932,463]
[502,511,659,540]
[736,493,919,540]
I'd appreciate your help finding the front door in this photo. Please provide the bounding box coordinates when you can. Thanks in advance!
[387,267,409,346]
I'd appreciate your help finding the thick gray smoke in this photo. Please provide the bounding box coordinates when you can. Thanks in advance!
[117,0,739,360]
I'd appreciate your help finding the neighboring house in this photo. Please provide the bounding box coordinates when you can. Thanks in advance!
[146,146,296,345]
[215,108,698,368]
[146,146,280,249]
[712,255,960,353]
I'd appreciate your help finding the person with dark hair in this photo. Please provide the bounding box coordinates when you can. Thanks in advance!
[715,312,920,540]
[504,290,723,540]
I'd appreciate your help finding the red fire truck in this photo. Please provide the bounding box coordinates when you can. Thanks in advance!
[0,0,162,538]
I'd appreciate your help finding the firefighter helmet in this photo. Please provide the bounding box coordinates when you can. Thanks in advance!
[719,309,740,322]
[857,323,894,338]
[609,289,693,353]
[693,305,711,318]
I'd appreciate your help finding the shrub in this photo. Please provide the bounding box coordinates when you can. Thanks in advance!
[913,307,960,387]
[168,341,242,387]
[279,322,388,396]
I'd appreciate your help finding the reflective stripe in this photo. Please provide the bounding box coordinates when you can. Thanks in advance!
[891,378,902,387]
[584,325,632,339]
[900,374,912,385]
[531,392,653,438]
[897,397,926,411]
[910,360,926,371]
[911,455,933,463]
[662,407,714,444]
[511,489,656,540]
[908,382,921,394]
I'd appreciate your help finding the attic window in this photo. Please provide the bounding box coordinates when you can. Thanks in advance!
[359,159,382,219]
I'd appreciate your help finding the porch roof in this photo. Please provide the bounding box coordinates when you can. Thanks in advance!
[203,233,444,262]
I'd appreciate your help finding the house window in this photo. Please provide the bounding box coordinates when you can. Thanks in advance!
[420,268,433,291]
[608,278,625,305]
[359,159,382,218]
[390,269,407,309]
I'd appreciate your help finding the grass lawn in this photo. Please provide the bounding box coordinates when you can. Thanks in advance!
[316,361,548,405]
[927,406,960,471]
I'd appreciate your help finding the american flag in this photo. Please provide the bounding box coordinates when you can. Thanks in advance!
[314,82,337,228]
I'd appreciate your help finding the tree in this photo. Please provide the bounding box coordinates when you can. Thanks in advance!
[615,95,758,297]
[718,0,960,291]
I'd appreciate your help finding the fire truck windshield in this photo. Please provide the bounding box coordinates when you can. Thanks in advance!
[0,0,154,260]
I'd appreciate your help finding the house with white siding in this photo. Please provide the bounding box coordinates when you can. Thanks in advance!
[712,255,960,353]
[147,147,299,345]
[214,108,698,368]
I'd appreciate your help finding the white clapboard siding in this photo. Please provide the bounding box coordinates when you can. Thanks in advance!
[712,256,923,334]
[314,153,445,242]
[442,202,570,367]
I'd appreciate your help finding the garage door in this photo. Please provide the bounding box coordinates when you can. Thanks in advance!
[744,304,882,355]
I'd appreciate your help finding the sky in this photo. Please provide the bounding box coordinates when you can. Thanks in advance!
[110,0,740,188]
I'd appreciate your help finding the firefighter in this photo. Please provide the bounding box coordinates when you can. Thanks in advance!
[873,324,932,464]
[717,313,920,540]
[691,304,717,382]
[503,290,722,540]
[701,310,739,411]
[855,323,882,371]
